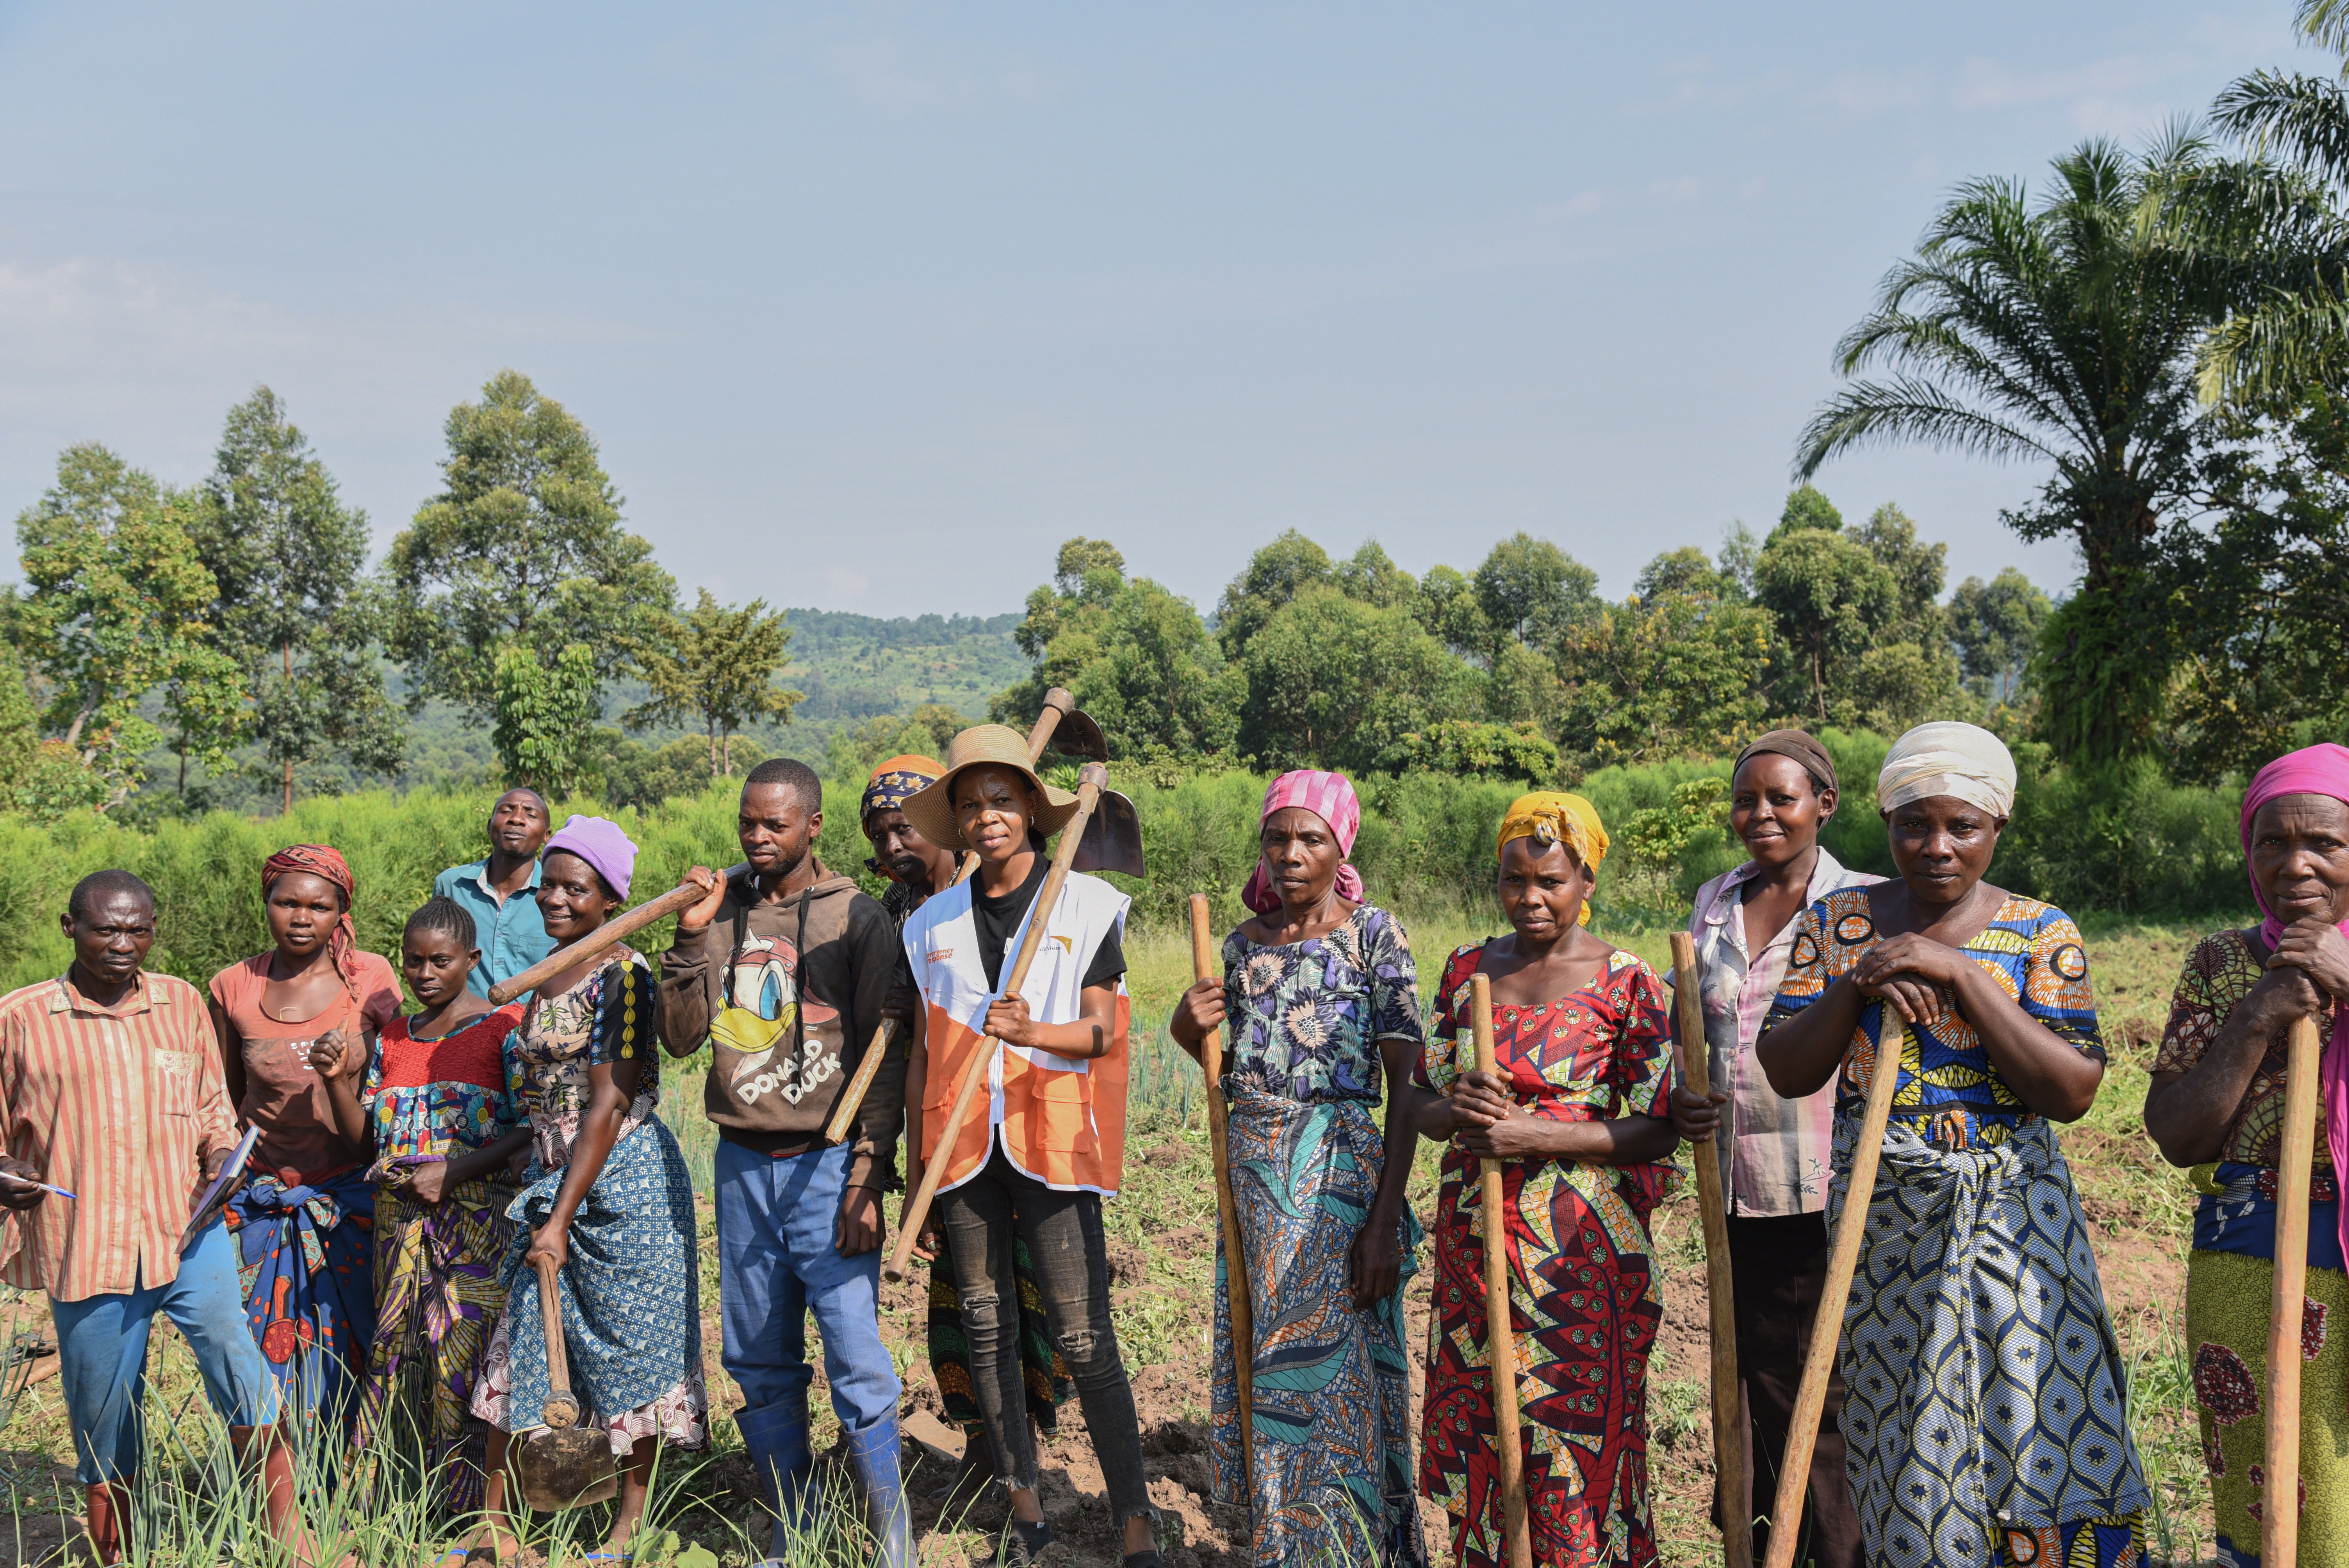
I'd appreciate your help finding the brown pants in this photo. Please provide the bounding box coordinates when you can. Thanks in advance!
[1711,1212,1864,1568]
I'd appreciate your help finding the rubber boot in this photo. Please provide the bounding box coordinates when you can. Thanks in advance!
[735,1396,815,1554]
[842,1417,912,1568]
[83,1481,129,1566]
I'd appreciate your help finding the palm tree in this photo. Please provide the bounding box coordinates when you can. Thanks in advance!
[1792,129,2249,761]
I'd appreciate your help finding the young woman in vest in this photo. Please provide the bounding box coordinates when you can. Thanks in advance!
[1168,769,1428,1567]
[899,725,1157,1568]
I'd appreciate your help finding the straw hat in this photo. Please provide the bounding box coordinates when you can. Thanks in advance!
[901,725,1083,853]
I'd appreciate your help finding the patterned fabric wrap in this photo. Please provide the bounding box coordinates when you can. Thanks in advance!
[1830,1115,2149,1566]
[927,1228,1071,1434]
[2192,1162,2345,1269]
[1219,905,1424,1106]
[352,1177,518,1511]
[1493,791,1610,925]
[511,953,659,1170]
[1417,943,1679,1568]
[1210,1083,1424,1568]
[490,1116,703,1428]
[2155,930,2338,1176]
[861,753,945,820]
[2187,1247,2349,1567]
[259,843,366,1009]
[362,1006,526,1175]
[1764,891,2104,1148]
[1241,769,1367,915]
[223,1164,376,1425]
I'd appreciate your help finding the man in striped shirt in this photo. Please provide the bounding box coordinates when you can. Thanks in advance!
[0,871,303,1565]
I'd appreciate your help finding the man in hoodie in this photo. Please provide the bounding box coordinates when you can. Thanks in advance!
[660,756,910,1565]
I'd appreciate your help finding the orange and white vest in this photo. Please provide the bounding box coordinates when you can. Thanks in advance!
[902,869,1131,1197]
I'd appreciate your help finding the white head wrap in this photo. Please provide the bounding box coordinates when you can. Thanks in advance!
[1876,721,2017,819]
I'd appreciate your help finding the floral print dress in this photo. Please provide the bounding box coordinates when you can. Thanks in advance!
[1417,941,1677,1568]
[1210,903,1428,1568]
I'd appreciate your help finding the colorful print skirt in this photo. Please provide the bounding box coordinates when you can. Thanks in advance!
[224,1165,375,1431]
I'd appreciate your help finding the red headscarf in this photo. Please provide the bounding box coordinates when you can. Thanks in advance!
[2240,743,2349,1269]
[260,844,364,1009]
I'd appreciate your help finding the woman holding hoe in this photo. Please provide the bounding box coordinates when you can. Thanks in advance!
[1756,722,2148,1566]
[314,898,530,1513]
[2143,743,2349,1562]
[897,725,1156,1568]
[210,844,404,1431]
[1169,769,1428,1568]
[1412,791,1679,1568]
[1667,731,1873,1567]
[468,816,706,1563]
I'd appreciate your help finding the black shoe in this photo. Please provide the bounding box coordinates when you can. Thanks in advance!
[1121,1552,1165,1568]
[994,1518,1052,1567]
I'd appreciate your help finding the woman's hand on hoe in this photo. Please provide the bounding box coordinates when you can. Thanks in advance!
[1450,1069,1553,1159]
[1846,934,1965,1026]
[2271,918,2349,1007]
[1668,1084,1729,1144]
[526,1221,569,1276]
[1168,977,1226,1061]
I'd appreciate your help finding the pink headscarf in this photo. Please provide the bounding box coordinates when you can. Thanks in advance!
[2240,743,2349,1263]
[1241,769,1367,915]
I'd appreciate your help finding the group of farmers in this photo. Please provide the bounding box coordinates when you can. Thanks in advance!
[0,715,2342,1568]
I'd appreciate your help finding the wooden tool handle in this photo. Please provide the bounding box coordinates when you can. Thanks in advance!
[2265,1011,2324,1568]
[1764,1016,1903,1568]
[822,1017,900,1146]
[487,861,750,1006]
[1190,893,1255,1505]
[1670,932,1752,1568]
[533,1252,579,1429]
[884,768,1107,1283]
[1469,973,1535,1568]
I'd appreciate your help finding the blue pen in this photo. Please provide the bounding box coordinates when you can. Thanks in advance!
[37,1183,75,1200]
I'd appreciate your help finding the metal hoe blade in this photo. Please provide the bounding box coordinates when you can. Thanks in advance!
[1050,707,1110,764]
[1071,788,1146,878]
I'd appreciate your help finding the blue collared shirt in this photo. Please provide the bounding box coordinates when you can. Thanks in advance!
[432,857,554,998]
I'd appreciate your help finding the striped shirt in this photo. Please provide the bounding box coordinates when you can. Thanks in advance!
[0,971,238,1302]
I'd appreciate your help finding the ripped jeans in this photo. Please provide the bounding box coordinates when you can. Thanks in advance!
[936,1144,1152,1525]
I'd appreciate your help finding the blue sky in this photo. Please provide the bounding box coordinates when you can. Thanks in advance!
[0,2,2305,617]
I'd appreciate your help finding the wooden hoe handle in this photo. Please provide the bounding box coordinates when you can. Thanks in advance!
[1189,893,1255,1505]
[885,764,1106,1283]
[823,1017,899,1146]
[533,1252,580,1430]
[1669,932,1753,1568]
[2265,1012,2324,1568]
[1470,973,1535,1568]
[487,861,749,1006]
[1764,1016,1903,1568]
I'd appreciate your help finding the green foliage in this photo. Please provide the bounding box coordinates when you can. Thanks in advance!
[1214,529,1333,658]
[1411,563,1488,654]
[1334,540,1417,609]
[1950,567,2053,702]
[1771,483,1845,540]
[1237,586,1476,773]
[491,641,600,795]
[1554,586,1773,766]
[1379,720,1559,783]
[192,386,403,811]
[14,444,246,804]
[600,731,774,812]
[385,370,674,722]
[1753,525,1898,721]
[1621,777,1731,868]
[627,588,802,777]
[821,706,965,784]
[1472,531,1599,654]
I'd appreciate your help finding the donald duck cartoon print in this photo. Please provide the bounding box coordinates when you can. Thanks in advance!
[713,929,841,1107]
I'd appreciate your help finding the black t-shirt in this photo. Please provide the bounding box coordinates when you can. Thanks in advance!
[971,855,1125,993]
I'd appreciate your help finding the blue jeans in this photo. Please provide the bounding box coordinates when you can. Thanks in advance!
[49,1219,280,1485]
[714,1138,900,1435]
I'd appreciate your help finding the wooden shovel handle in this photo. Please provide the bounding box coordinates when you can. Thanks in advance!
[823,1017,899,1146]
[885,768,1105,1283]
[1764,1017,1903,1568]
[487,862,749,1006]
[2265,1011,2324,1568]
[1670,932,1752,1568]
[532,1252,580,1429]
[1189,894,1255,1505]
[1469,973,1535,1568]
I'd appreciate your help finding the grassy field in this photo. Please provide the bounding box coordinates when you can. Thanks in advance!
[0,908,2230,1566]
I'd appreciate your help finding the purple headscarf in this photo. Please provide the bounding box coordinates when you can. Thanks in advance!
[2240,743,2349,1268]
[544,814,638,901]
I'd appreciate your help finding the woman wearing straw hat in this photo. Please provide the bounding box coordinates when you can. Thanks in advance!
[899,725,1158,1568]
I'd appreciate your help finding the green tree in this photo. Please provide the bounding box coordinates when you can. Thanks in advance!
[1752,528,1900,721]
[1553,590,1772,765]
[14,445,246,805]
[1794,130,2245,761]
[193,386,403,812]
[1334,540,1416,609]
[1633,547,1728,600]
[491,640,599,795]
[1472,532,1599,653]
[1380,719,1559,782]
[1215,530,1333,659]
[627,589,803,777]
[1238,586,1477,773]
[1412,563,1490,654]
[1770,485,1845,541]
[386,370,674,723]
[1715,522,1761,600]
[1950,568,2053,702]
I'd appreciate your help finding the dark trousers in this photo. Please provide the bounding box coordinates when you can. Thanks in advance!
[936,1146,1152,1525]
[1713,1212,1864,1568]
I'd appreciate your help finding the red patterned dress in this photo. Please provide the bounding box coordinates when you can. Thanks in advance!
[1417,941,1678,1568]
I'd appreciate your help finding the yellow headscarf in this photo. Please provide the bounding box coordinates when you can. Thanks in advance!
[1495,791,1609,924]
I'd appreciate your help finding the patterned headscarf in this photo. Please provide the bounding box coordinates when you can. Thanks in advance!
[1241,769,1367,915]
[1877,721,2017,819]
[862,754,945,821]
[260,844,364,1008]
[1495,791,1609,924]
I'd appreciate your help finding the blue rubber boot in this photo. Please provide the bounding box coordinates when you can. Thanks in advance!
[735,1396,815,1552]
[842,1416,912,1568]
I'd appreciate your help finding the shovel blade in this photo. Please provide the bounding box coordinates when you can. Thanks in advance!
[516,1428,620,1512]
[1049,708,1110,764]
[1071,790,1146,878]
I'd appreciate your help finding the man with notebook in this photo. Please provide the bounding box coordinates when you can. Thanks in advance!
[0,871,302,1565]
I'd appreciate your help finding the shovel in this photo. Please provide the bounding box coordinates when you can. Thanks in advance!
[514,1253,620,1512]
